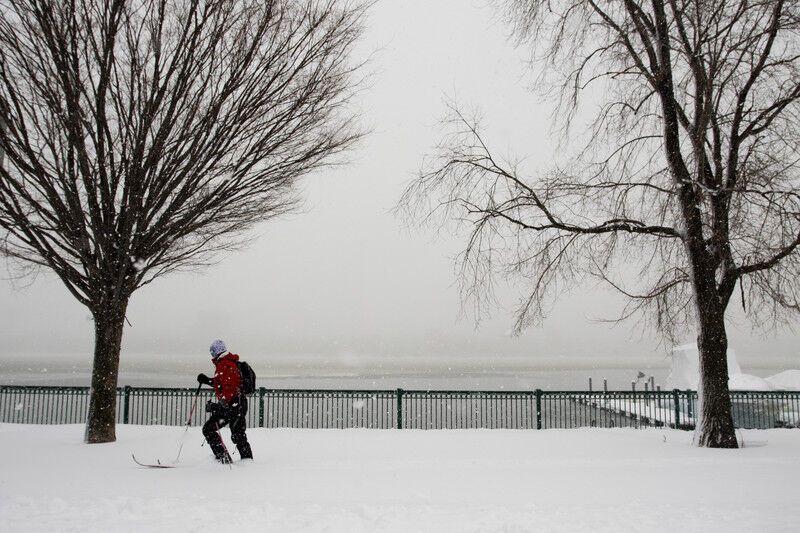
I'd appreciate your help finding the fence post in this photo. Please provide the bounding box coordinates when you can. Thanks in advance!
[396,388,404,429]
[535,389,542,430]
[258,387,265,428]
[123,385,131,424]
[672,389,681,428]
[685,389,693,421]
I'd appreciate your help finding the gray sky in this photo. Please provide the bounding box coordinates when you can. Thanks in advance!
[0,0,796,373]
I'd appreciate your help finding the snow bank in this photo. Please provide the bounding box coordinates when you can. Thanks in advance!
[728,373,774,391]
[668,343,742,389]
[669,343,800,392]
[767,370,800,391]
[1,424,799,532]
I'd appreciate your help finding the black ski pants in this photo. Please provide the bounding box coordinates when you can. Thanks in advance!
[202,395,253,460]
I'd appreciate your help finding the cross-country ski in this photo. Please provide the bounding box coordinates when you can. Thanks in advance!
[130,454,176,469]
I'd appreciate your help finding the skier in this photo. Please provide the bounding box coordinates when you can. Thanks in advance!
[197,339,253,463]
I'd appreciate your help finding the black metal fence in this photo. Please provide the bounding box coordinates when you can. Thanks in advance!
[1,385,799,430]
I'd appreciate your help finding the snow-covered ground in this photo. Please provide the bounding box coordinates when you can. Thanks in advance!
[1,425,798,532]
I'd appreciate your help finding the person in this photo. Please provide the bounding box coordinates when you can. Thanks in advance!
[197,339,253,463]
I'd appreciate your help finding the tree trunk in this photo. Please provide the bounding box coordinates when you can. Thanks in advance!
[694,293,738,448]
[84,297,129,444]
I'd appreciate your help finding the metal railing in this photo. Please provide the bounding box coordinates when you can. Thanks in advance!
[1,385,799,430]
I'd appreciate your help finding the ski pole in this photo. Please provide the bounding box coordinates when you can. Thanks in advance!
[174,383,203,463]
[216,421,233,470]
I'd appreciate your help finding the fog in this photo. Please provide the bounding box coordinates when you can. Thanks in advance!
[0,1,796,385]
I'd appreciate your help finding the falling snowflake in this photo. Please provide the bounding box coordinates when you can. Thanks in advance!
[131,256,148,271]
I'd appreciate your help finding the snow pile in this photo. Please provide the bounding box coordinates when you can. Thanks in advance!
[668,343,742,389]
[1,424,799,532]
[766,370,800,391]
[669,343,800,392]
[729,373,773,391]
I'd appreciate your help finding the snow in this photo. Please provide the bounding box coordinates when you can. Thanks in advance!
[767,370,800,391]
[669,343,800,392]
[593,397,693,426]
[1,424,799,532]
[728,373,773,391]
[668,343,742,389]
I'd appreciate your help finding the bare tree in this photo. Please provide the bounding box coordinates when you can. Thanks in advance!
[400,0,800,447]
[0,0,367,443]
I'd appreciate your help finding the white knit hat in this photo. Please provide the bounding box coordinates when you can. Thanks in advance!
[209,339,227,358]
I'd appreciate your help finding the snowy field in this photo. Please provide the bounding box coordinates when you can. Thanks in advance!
[1,425,799,532]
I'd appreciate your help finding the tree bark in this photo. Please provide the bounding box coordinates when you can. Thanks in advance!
[693,282,738,448]
[84,297,129,444]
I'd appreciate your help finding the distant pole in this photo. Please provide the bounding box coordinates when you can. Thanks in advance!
[588,377,593,392]
[603,378,608,393]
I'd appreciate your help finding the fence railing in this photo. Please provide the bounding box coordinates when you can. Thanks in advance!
[1,385,799,430]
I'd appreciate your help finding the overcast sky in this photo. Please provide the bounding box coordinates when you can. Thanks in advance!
[0,0,796,372]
